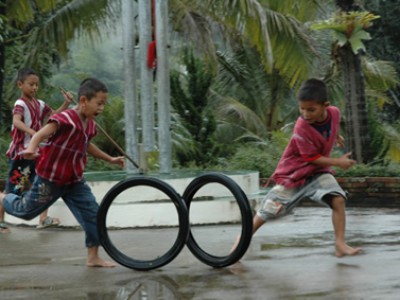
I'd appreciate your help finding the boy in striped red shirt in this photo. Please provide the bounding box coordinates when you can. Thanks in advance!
[0,78,124,267]
[0,68,71,233]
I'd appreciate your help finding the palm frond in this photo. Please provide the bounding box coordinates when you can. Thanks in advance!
[170,0,217,62]
[23,0,116,65]
[362,57,399,91]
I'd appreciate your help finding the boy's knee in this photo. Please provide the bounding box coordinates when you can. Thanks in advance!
[331,195,346,208]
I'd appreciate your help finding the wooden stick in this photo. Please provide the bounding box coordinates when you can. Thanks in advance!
[60,87,140,169]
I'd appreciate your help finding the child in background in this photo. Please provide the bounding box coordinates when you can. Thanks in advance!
[0,77,124,267]
[233,78,361,258]
[0,68,71,233]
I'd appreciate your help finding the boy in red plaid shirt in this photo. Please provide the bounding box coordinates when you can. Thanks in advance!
[0,78,124,267]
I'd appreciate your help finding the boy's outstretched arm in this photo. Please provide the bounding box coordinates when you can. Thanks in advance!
[12,114,37,136]
[87,143,125,168]
[22,122,58,160]
[311,152,356,170]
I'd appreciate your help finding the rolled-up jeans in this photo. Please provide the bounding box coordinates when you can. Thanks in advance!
[3,176,100,247]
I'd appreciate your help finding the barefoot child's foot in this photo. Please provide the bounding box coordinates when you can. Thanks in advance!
[87,258,116,268]
[335,243,362,257]
[87,246,116,267]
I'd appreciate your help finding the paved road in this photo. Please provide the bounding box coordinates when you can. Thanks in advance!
[1,207,400,299]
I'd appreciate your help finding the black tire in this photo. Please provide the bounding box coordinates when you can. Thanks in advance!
[97,176,189,271]
[182,172,253,268]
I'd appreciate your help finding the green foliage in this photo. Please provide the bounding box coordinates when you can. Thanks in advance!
[85,155,122,172]
[0,127,11,179]
[219,127,397,179]
[311,11,380,54]
[364,0,400,124]
[49,34,124,97]
[367,102,390,162]
[170,49,220,168]
[225,131,290,178]
[335,163,400,177]
[91,96,125,157]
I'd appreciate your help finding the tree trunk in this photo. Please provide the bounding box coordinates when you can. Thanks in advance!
[155,0,172,173]
[336,0,373,163]
[338,44,373,163]
[122,0,139,172]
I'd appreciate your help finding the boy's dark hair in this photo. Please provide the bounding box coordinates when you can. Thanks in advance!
[297,78,328,104]
[17,68,38,82]
[78,78,108,100]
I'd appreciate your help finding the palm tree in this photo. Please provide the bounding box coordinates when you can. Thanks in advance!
[169,0,323,81]
[312,0,390,163]
[0,0,116,121]
[335,1,374,163]
[168,0,324,143]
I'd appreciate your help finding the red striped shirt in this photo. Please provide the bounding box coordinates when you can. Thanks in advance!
[6,97,52,159]
[36,109,97,185]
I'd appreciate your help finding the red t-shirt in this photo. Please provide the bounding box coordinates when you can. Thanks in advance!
[271,106,341,188]
[36,109,97,185]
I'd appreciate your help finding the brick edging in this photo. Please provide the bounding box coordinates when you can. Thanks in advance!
[337,177,400,207]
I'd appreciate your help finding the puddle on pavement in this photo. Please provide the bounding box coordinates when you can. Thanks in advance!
[115,276,193,300]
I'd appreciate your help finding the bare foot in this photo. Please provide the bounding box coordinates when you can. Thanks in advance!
[87,246,116,267]
[229,261,244,275]
[335,244,362,257]
[87,258,116,268]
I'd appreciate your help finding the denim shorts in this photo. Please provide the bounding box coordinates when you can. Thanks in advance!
[257,173,346,221]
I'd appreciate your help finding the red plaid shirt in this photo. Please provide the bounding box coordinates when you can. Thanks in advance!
[36,109,97,185]
[6,97,52,159]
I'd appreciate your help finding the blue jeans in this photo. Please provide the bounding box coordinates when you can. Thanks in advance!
[3,176,100,247]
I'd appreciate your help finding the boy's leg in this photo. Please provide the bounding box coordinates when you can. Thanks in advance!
[231,186,291,253]
[231,214,266,252]
[1,159,34,232]
[1,176,60,221]
[62,181,115,267]
[331,195,362,257]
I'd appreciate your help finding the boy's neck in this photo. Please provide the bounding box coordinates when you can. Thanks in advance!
[74,107,88,125]
[21,94,34,102]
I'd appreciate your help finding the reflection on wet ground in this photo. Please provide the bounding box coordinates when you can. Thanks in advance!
[1,207,400,299]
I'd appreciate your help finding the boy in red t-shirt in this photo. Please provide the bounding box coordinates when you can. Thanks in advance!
[232,79,361,258]
[0,78,124,267]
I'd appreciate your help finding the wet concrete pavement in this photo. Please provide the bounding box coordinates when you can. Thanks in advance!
[1,207,400,300]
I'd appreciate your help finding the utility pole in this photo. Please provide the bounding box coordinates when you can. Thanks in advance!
[155,0,172,173]
[138,0,156,154]
[122,0,139,172]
